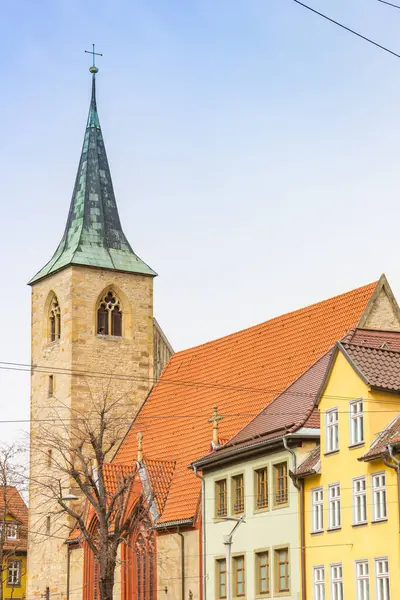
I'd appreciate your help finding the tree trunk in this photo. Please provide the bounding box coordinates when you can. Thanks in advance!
[0,561,3,600]
[99,559,116,600]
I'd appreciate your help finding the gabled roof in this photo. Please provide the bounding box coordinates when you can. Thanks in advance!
[360,414,400,462]
[191,350,330,469]
[340,340,400,393]
[316,328,400,404]
[29,74,155,285]
[114,280,377,525]
[0,487,28,551]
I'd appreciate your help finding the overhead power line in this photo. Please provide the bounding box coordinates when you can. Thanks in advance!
[4,359,400,406]
[377,0,400,9]
[291,0,400,59]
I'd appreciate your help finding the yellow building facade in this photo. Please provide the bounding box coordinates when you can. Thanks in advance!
[0,488,28,600]
[299,335,400,600]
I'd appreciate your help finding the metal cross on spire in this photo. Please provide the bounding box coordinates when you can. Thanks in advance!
[85,43,103,74]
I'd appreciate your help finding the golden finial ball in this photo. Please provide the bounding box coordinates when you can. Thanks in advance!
[89,66,99,74]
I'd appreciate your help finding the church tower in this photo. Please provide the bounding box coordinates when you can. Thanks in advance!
[27,60,172,598]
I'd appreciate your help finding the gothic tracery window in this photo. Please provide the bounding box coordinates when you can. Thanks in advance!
[49,295,61,342]
[136,533,155,600]
[97,290,122,336]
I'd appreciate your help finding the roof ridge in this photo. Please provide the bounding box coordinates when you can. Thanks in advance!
[170,281,378,359]
[344,341,400,355]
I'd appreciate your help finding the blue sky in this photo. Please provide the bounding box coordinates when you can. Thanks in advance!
[2,0,400,443]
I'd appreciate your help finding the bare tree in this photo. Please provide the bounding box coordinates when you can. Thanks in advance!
[30,386,152,600]
[0,443,27,600]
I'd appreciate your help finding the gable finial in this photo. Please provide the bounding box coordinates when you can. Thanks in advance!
[137,431,144,462]
[208,405,223,449]
[85,43,103,74]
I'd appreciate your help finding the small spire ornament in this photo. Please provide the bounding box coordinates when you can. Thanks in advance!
[208,405,223,449]
[137,431,144,462]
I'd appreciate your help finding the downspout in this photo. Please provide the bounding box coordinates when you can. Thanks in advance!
[284,437,306,600]
[193,465,206,600]
[66,543,71,600]
[177,529,185,600]
[385,444,400,530]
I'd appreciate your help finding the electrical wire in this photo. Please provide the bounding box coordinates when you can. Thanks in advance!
[291,0,400,59]
[376,0,400,8]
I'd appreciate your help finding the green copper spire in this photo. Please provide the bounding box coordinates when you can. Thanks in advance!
[29,67,156,285]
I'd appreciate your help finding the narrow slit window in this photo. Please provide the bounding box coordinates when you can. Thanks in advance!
[48,375,54,397]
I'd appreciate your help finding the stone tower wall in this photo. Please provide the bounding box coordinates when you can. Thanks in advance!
[27,265,154,600]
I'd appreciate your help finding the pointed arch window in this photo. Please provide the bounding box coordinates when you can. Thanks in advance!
[136,533,155,600]
[97,290,122,336]
[49,295,61,342]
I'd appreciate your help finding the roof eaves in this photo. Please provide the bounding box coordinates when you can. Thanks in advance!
[191,428,319,471]
[315,343,340,407]
[154,517,194,530]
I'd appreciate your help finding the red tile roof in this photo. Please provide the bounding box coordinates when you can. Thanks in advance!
[115,281,377,524]
[341,338,400,392]
[0,487,28,551]
[296,446,321,477]
[143,459,176,516]
[360,414,400,461]
[192,350,330,468]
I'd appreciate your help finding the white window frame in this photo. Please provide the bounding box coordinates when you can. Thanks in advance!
[355,560,370,600]
[353,477,367,525]
[312,487,324,533]
[375,557,390,600]
[7,560,20,585]
[372,472,387,522]
[330,563,343,600]
[313,565,325,600]
[328,483,341,530]
[350,399,364,446]
[326,408,339,453]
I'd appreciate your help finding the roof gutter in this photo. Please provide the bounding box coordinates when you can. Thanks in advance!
[191,430,320,471]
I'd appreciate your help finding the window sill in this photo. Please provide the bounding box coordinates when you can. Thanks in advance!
[371,519,388,525]
[348,442,365,450]
[324,450,339,457]
[352,522,367,528]
[327,527,341,533]
[311,530,324,536]
[272,502,289,510]
[273,590,290,597]
[254,506,270,514]
[45,340,60,349]
[96,334,123,341]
